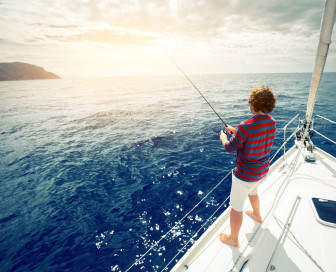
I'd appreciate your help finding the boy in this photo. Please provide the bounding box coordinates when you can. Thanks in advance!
[219,85,277,247]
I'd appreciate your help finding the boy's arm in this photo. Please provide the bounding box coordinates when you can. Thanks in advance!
[220,123,247,153]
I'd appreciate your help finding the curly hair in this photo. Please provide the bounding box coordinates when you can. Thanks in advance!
[248,86,277,114]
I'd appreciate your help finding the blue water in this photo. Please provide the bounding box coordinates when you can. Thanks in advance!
[1,73,335,272]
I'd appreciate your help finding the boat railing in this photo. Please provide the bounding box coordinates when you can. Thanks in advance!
[315,114,336,125]
[283,114,300,155]
[270,114,300,163]
[313,115,336,145]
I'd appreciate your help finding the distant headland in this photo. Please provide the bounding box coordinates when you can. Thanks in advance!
[0,62,61,81]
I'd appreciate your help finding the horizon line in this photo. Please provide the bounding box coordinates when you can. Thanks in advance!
[60,71,336,80]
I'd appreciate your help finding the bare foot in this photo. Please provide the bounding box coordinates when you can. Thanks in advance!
[219,233,239,247]
[245,210,263,223]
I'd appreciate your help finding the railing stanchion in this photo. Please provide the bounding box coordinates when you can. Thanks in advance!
[282,114,300,159]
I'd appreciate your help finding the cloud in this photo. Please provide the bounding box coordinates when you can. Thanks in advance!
[60,0,326,40]
[1,0,334,76]
[1,0,329,46]
[77,30,155,45]
[46,29,156,45]
[31,23,79,29]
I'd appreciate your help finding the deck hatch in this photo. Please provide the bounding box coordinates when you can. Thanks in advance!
[311,198,336,227]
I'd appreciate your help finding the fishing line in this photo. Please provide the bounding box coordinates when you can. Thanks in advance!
[169,56,230,132]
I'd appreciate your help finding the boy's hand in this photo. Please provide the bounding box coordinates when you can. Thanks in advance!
[220,130,227,142]
[226,125,236,135]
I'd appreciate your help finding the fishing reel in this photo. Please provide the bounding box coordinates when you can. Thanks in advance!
[220,128,229,136]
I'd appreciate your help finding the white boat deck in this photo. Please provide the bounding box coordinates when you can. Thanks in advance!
[172,145,336,272]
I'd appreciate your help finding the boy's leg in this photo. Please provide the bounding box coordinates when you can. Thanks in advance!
[220,174,247,247]
[219,208,242,247]
[246,194,263,222]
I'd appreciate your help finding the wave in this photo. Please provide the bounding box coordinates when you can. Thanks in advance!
[130,135,168,148]
[0,213,18,224]
[74,109,138,123]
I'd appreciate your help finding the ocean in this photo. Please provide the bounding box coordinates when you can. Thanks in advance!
[1,73,335,272]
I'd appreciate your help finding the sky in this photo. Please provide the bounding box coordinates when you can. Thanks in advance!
[0,0,335,78]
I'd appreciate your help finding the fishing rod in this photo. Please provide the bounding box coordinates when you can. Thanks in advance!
[170,57,227,126]
[169,56,231,134]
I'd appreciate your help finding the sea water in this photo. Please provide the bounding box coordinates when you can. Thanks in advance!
[1,73,335,271]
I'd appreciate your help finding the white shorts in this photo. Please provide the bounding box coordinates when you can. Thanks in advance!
[229,173,265,212]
